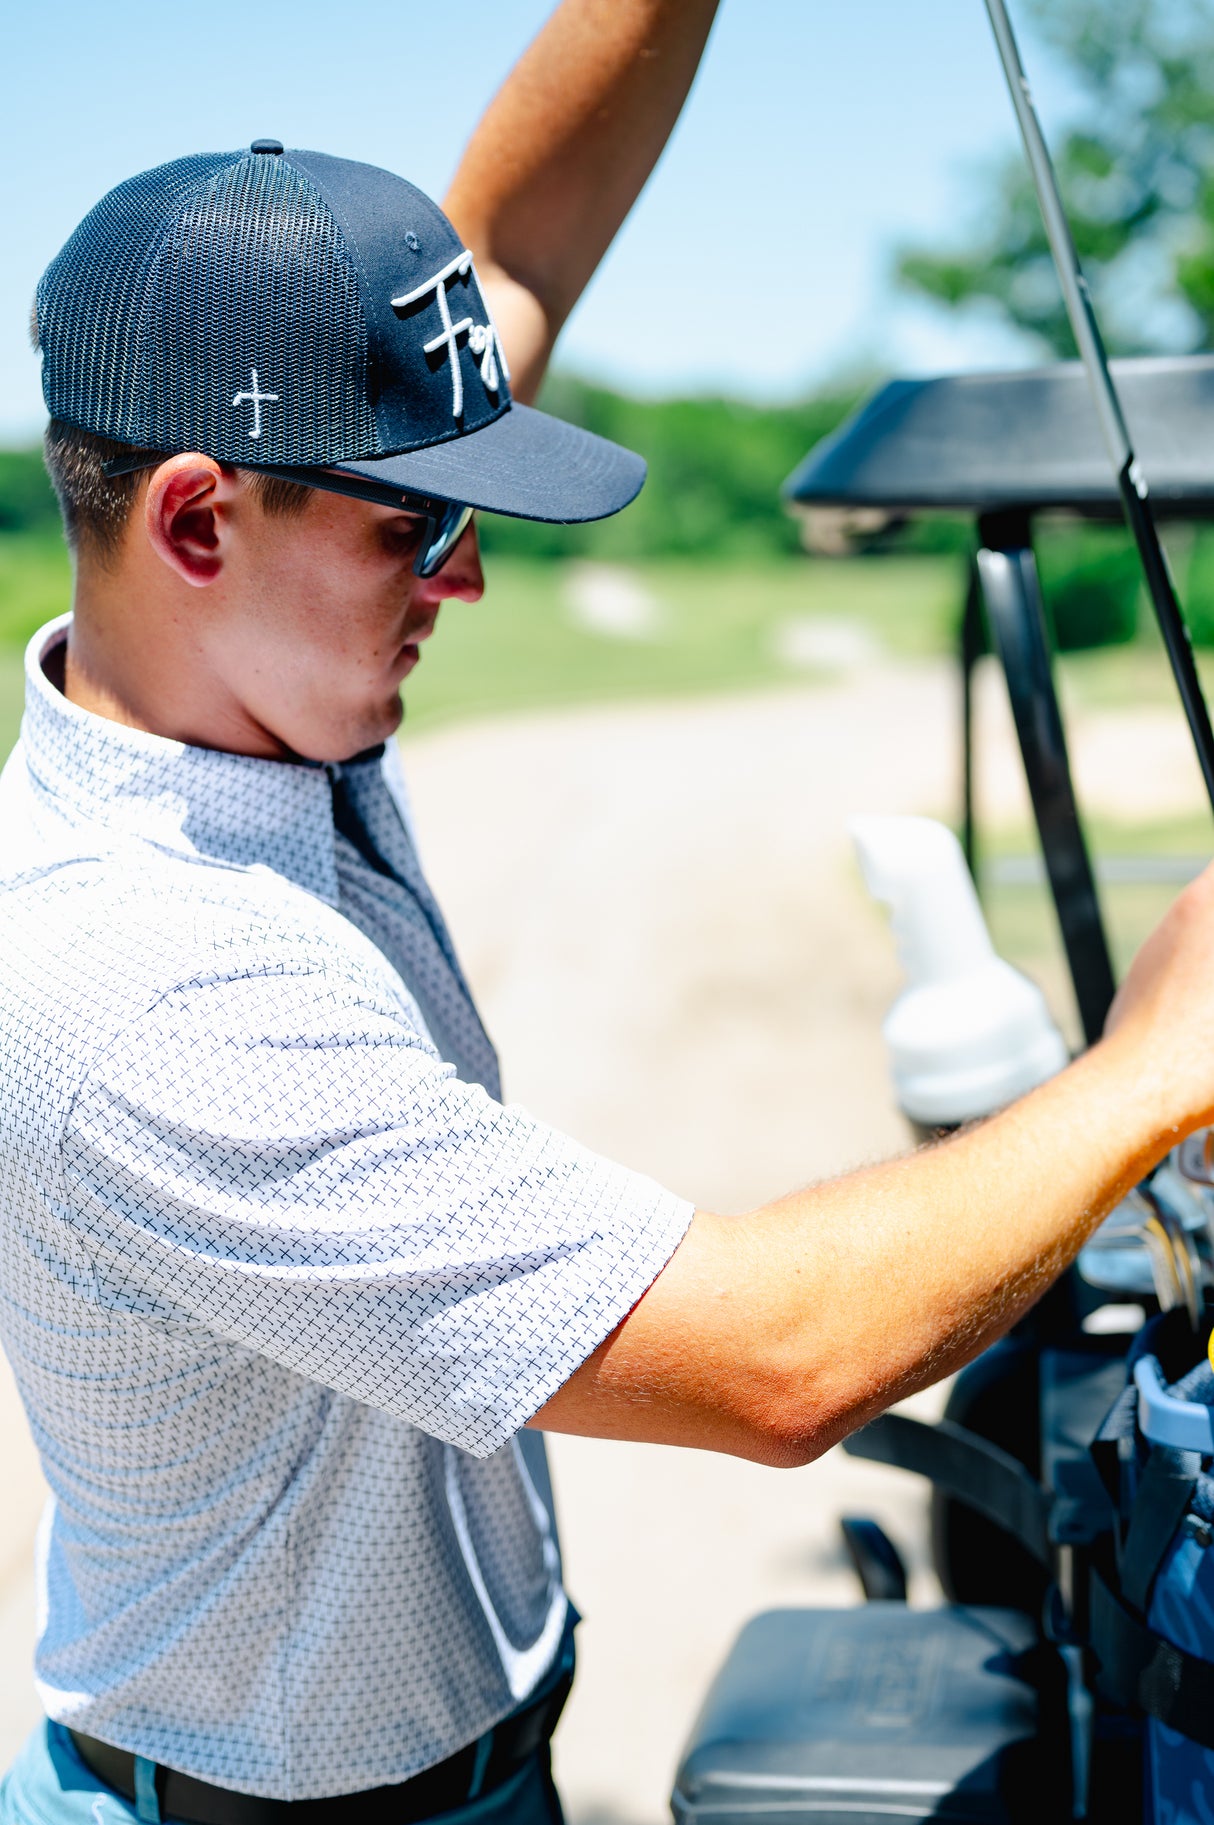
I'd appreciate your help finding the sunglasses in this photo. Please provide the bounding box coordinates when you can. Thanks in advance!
[100,453,475,579]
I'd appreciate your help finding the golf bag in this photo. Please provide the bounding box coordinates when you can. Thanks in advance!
[1087,1312,1214,1822]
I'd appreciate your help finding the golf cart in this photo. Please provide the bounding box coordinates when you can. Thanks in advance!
[664,357,1214,1825]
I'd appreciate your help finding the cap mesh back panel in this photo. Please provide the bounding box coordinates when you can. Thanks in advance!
[37,154,233,445]
[38,153,381,464]
[145,155,379,463]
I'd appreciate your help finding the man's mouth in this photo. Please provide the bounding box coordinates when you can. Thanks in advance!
[398,619,438,675]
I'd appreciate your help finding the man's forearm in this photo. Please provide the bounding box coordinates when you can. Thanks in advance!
[533,1027,1178,1463]
[445,0,720,402]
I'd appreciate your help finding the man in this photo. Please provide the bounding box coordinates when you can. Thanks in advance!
[3,13,718,1823]
[4,3,1214,1823]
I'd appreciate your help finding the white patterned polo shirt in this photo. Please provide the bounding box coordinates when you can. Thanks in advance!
[0,617,692,1800]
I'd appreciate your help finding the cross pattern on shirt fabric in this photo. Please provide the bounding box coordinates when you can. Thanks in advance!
[0,618,693,1800]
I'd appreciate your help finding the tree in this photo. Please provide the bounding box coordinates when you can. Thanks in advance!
[896,0,1214,358]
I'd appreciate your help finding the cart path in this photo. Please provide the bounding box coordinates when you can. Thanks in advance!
[0,655,1207,1806]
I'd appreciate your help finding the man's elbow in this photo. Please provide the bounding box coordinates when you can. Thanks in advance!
[737,1424,824,1471]
[532,1368,856,1469]
[728,1375,862,1471]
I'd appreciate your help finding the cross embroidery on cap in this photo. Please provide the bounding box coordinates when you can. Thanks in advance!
[391,251,510,419]
[231,367,279,440]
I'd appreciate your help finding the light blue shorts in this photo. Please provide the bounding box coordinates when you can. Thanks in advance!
[0,1723,564,1825]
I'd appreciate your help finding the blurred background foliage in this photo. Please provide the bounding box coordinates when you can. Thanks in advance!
[480,377,865,561]
[896,0,1214,358]
[6,0,1214,720]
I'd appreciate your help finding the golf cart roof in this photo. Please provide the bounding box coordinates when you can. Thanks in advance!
[785,355,1214,520]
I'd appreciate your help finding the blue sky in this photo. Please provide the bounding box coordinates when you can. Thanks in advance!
[1,0,1078,442]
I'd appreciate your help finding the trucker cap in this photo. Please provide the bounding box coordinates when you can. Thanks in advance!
[33,141,645,524]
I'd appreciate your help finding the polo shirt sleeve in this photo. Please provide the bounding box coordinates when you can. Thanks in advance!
[59,942,694,1458]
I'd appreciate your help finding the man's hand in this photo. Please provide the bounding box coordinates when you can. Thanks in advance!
[1103,859,1214,1133]
[444,0,720,404]
[533,862,1214,1466]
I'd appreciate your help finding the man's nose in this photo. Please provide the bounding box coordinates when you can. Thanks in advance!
[420,520,485,604]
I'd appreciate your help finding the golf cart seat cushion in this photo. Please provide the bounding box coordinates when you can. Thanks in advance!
[670,1605,1064,1825]
[784,355,1214,519]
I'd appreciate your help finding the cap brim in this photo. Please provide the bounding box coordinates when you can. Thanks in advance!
[326,402,645,524]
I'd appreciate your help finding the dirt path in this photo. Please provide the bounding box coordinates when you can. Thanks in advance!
[0,654,1206,1811]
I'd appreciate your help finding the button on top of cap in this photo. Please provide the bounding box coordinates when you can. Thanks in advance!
[250,138,284,155]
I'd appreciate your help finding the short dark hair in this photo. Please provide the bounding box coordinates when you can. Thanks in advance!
[41,419,313,562]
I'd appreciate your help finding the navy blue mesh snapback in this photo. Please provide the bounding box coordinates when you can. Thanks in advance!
[34,141,645,523]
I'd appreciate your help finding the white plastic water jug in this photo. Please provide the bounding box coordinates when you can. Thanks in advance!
[851,815,1069,1129]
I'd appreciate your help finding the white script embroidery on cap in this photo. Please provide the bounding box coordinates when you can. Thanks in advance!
[391,251,510,419]
[231,368,279,440]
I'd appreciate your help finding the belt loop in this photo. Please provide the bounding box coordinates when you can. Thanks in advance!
[133,1755,162,1823]
[466,1729,494,1801]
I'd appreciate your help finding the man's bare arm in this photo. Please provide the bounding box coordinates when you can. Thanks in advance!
[533,860,1214,1464]
[444,0,720,403]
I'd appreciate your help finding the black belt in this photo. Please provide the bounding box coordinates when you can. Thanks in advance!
[69,1668,572,1825]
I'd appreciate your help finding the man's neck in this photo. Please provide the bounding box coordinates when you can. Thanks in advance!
[64,625,160,737]
[65,575,286,760]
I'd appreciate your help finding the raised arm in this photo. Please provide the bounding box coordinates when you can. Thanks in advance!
[444,0,720,404]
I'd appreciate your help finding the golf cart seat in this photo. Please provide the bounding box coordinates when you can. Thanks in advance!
[784,354,1214,520]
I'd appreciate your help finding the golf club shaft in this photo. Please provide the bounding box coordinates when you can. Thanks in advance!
[984,0,1214,813]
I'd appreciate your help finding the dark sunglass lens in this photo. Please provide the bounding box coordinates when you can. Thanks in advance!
[416,504,474,577]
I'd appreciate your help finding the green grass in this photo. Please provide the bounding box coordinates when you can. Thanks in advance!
[0,648,24,757]
[0,532,71,650]
[0,531,73,762]
[1054,640,1214,712]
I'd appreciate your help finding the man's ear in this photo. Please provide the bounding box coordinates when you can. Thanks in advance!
[144,455,238,587]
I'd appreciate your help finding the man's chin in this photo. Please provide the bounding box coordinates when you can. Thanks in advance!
[297,693,404,766]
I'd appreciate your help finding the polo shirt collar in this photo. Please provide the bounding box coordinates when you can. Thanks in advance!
[22,616,345,907]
